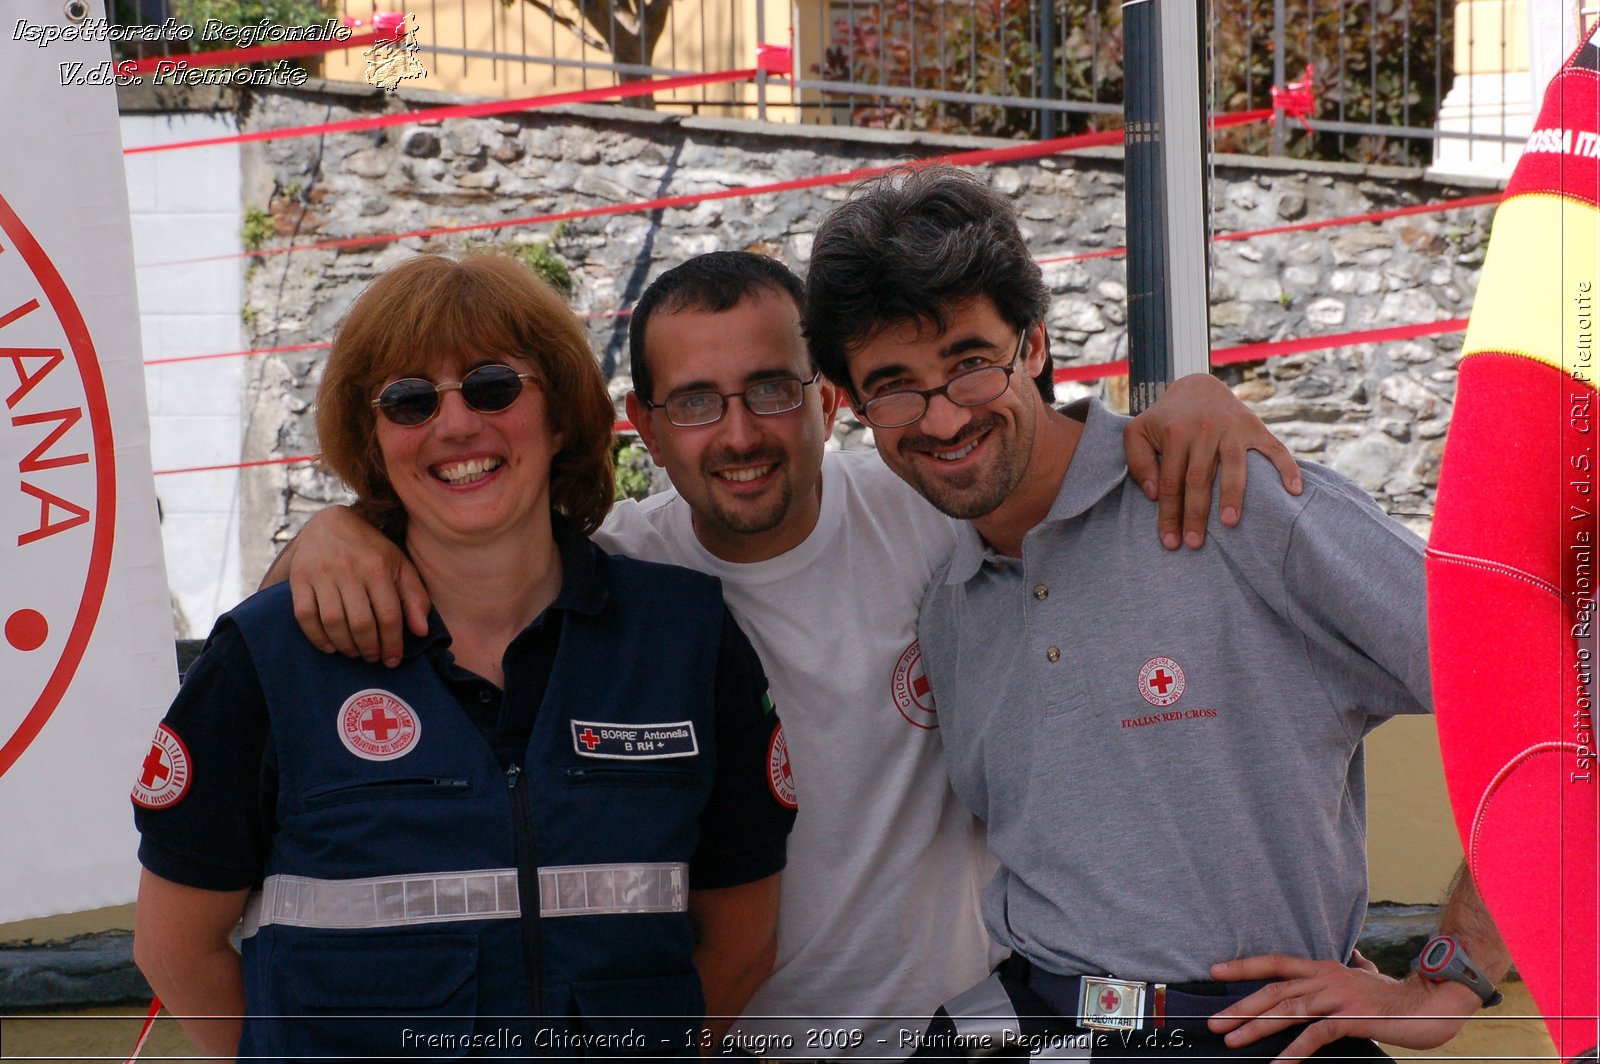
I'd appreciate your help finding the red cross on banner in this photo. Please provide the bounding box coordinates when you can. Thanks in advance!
[579,728,601,750]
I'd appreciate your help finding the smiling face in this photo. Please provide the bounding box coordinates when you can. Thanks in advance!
[375,354,562,554]
[625,288,840,563]
[846,296,1048,520]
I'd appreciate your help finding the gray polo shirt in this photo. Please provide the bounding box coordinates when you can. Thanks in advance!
[918,397,1430,983]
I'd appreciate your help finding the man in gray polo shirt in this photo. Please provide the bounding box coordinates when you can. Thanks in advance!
[803,165,1509,1061]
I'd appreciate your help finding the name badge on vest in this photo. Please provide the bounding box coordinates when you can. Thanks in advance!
[571,720,698,760]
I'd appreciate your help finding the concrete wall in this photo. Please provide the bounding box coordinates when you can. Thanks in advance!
[122,111,243,639]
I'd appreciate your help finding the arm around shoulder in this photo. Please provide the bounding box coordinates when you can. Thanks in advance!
[260,504,430,666]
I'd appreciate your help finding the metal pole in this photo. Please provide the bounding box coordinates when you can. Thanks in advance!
[756,0,768,122]
[1122,0,1212,413]
[1041,0,1056,139]
[1272,0,1287,155]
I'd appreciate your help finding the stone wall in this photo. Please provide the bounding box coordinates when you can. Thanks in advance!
[226,78,1502,573]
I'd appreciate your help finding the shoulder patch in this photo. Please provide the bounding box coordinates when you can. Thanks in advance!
[767,723,797,810]
[131,724,191,810]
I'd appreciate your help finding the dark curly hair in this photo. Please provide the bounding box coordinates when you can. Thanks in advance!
[803,165,1052,397]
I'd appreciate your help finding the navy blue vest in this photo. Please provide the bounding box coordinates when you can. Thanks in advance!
[229,555,726,1061]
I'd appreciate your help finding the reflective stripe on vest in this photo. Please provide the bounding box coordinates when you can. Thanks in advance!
[238,862,688,937]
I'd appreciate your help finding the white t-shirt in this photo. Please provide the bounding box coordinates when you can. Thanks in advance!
[596,449,997,1058]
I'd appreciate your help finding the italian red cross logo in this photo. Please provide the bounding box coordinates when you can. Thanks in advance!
[1137,656,1187,707]
[360,705,400,741]
[892,641,939,729]
[338,689,420,761]
[1099,987,1122,1012]
[767,723,797,809]
[579,728,601,750]
[140,745,170,788]
[131,724,191,809]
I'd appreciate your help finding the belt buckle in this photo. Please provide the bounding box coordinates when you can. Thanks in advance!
[1078,976,1146,1032]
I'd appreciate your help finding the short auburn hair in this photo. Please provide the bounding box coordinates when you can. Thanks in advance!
[316,253,615,538]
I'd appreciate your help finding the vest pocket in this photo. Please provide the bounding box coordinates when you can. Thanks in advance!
[563,766,698,788]
[570,971,704,1057]
[299,777,474,809]
[272,932,479,1060]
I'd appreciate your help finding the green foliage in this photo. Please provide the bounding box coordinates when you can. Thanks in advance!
[613,443,654,502]
[816,0,1110,139]
[464,235,576,296]
[818,0,1451,163]
[171,0,332,49]
[241,206,273,252]
[1210,0,1453,165]
[509,241,575,295]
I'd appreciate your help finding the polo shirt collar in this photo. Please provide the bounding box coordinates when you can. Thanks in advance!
[944,397,1128,585]
[1039,397,1129,525]
[397,516,611,661]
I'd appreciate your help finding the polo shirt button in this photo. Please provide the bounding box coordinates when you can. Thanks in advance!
[1046,646,1061,662]
[1034,585,1048,600]
[478,690,494,703]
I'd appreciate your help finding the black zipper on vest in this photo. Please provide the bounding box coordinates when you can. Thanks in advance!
[505,763,546,1018]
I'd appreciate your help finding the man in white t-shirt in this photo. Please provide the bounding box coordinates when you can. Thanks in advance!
[273,251,1298,1057]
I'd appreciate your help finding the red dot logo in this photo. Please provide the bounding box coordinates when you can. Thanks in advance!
[5,610,48,652]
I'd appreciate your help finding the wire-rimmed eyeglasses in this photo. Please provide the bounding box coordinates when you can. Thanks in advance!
[638,371,822,428]
[857,329,1029,429]
[371,363,538,427]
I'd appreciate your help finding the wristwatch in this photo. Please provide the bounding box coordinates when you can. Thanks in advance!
[1411,934,1503,1007]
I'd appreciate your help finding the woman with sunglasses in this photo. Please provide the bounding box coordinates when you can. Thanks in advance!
[130,254,795,1061]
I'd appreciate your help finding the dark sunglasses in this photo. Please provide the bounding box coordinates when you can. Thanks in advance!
[371,363,537,427]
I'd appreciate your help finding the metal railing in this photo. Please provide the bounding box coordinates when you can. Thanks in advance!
[108,0,1549,164]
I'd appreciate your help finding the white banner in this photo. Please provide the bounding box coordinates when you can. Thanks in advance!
[1,0,178,923]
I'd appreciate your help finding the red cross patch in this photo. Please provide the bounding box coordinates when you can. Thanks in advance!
[891,640,939,729]
[337,689,420,761]
[1137,656,1187,707]
[767,723,797,810]
[131,724,191,810]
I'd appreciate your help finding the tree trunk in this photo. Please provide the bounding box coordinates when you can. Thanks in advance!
[568,0,676,107]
